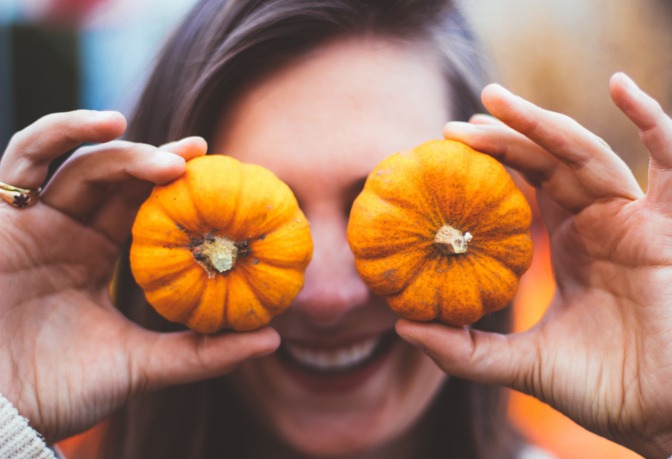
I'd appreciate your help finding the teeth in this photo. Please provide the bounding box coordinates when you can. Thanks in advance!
[284,337,380,371]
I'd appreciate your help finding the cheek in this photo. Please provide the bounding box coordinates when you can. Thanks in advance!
[228,341,447,455]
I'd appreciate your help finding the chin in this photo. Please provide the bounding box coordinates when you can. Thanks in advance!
[229,333,447,458]
[277,416,391,457]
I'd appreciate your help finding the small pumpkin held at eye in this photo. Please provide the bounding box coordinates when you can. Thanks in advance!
[130,154,313,333]
[347,139,533,326]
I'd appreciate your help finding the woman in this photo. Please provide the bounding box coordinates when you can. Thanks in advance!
[109,1,522,457]
[1,0,671,458]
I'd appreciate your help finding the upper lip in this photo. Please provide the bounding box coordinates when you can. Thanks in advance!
[279,330,395,349]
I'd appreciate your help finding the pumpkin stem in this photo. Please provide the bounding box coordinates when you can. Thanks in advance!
[434,225,472,255]
[194,235,239,275]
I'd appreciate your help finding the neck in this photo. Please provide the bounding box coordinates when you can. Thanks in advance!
[239,403,442,459]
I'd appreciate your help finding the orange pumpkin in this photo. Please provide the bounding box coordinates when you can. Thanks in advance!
[347,139,533,326]
[130,155,313,333]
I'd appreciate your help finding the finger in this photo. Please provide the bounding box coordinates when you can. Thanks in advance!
[469,113,507,126]
[89,137,208,244]
[41,137,206,222]
[41,142,186,220]
[443,120,557,186]
[395,319,537,393]
[444,120,595,213]
[609,72,672,206]
[481,84,642,208]
[0,110,127,189]
[130,327,281,390]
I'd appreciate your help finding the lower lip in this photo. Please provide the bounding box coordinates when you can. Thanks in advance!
[275,335,397,394]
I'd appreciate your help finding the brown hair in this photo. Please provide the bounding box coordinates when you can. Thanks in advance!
[105,0,524,457]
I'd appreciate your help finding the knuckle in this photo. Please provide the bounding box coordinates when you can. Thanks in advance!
[37,112,65,125]
[6,129,28,153]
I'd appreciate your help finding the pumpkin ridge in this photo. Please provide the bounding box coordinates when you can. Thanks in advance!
[354,237,427,260]
[468,254,518,313]
[140,263,197,292]
[178,273,210,328]
[471,253,508,286]
[469,233,533,274]
[424,175,457,234]
[349,191,435,259]
[222,161,243,239]
[229,162,296,239]
[391,249,432,296]
[162,175,211,234]
[461,169,514,230]
[371,151,441,232]
[413,157,445,232]
[250,254,297,270]
[235,264,290,314]
[131,233,188,248]
[184,172,210,234]
[372,193,436,232]
[150,192,201,240]
[246,247,309,269]
[189,156,243,237]
[475,193,532,236]
[375,182,439,231]
[436,254,483,325]
[420,143,466,231]
[426,256,447,321]
[248,168,299,237]
[131,200,193,247]
[222,275,231,330]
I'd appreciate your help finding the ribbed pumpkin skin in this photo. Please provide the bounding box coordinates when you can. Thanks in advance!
[130,155,313,333]
[347,140,533,326]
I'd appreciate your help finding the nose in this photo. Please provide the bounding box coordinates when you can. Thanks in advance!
[291,211,371,327]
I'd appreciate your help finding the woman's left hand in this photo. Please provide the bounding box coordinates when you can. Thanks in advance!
[397,73,672,458]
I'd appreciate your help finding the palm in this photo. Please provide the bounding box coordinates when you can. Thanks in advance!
[0,205,131,440]
[535,194,672,442]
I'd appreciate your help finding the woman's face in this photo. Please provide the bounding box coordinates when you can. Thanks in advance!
[212,37,452,457]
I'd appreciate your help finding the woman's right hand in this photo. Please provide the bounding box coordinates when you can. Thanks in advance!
[0,110,280,443]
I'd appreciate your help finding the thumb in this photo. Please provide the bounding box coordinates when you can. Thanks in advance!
[395,319,537,391]
[129,326,280,391]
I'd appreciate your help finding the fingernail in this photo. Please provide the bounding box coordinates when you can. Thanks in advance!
[97,110,123,120]
[488,83,516,100]
[443,121,478,139]
[445,121,476,131]
[469,113,497,124]
[616,72,639,90]
[180,136,206,143]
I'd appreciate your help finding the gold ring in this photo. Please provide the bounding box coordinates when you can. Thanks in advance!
[0,180,41,208]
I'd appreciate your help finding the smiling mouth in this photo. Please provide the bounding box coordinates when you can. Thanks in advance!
[278,332,397,374]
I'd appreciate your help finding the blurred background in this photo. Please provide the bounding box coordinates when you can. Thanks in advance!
[0,0,199,147]
[1,0,670,458]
